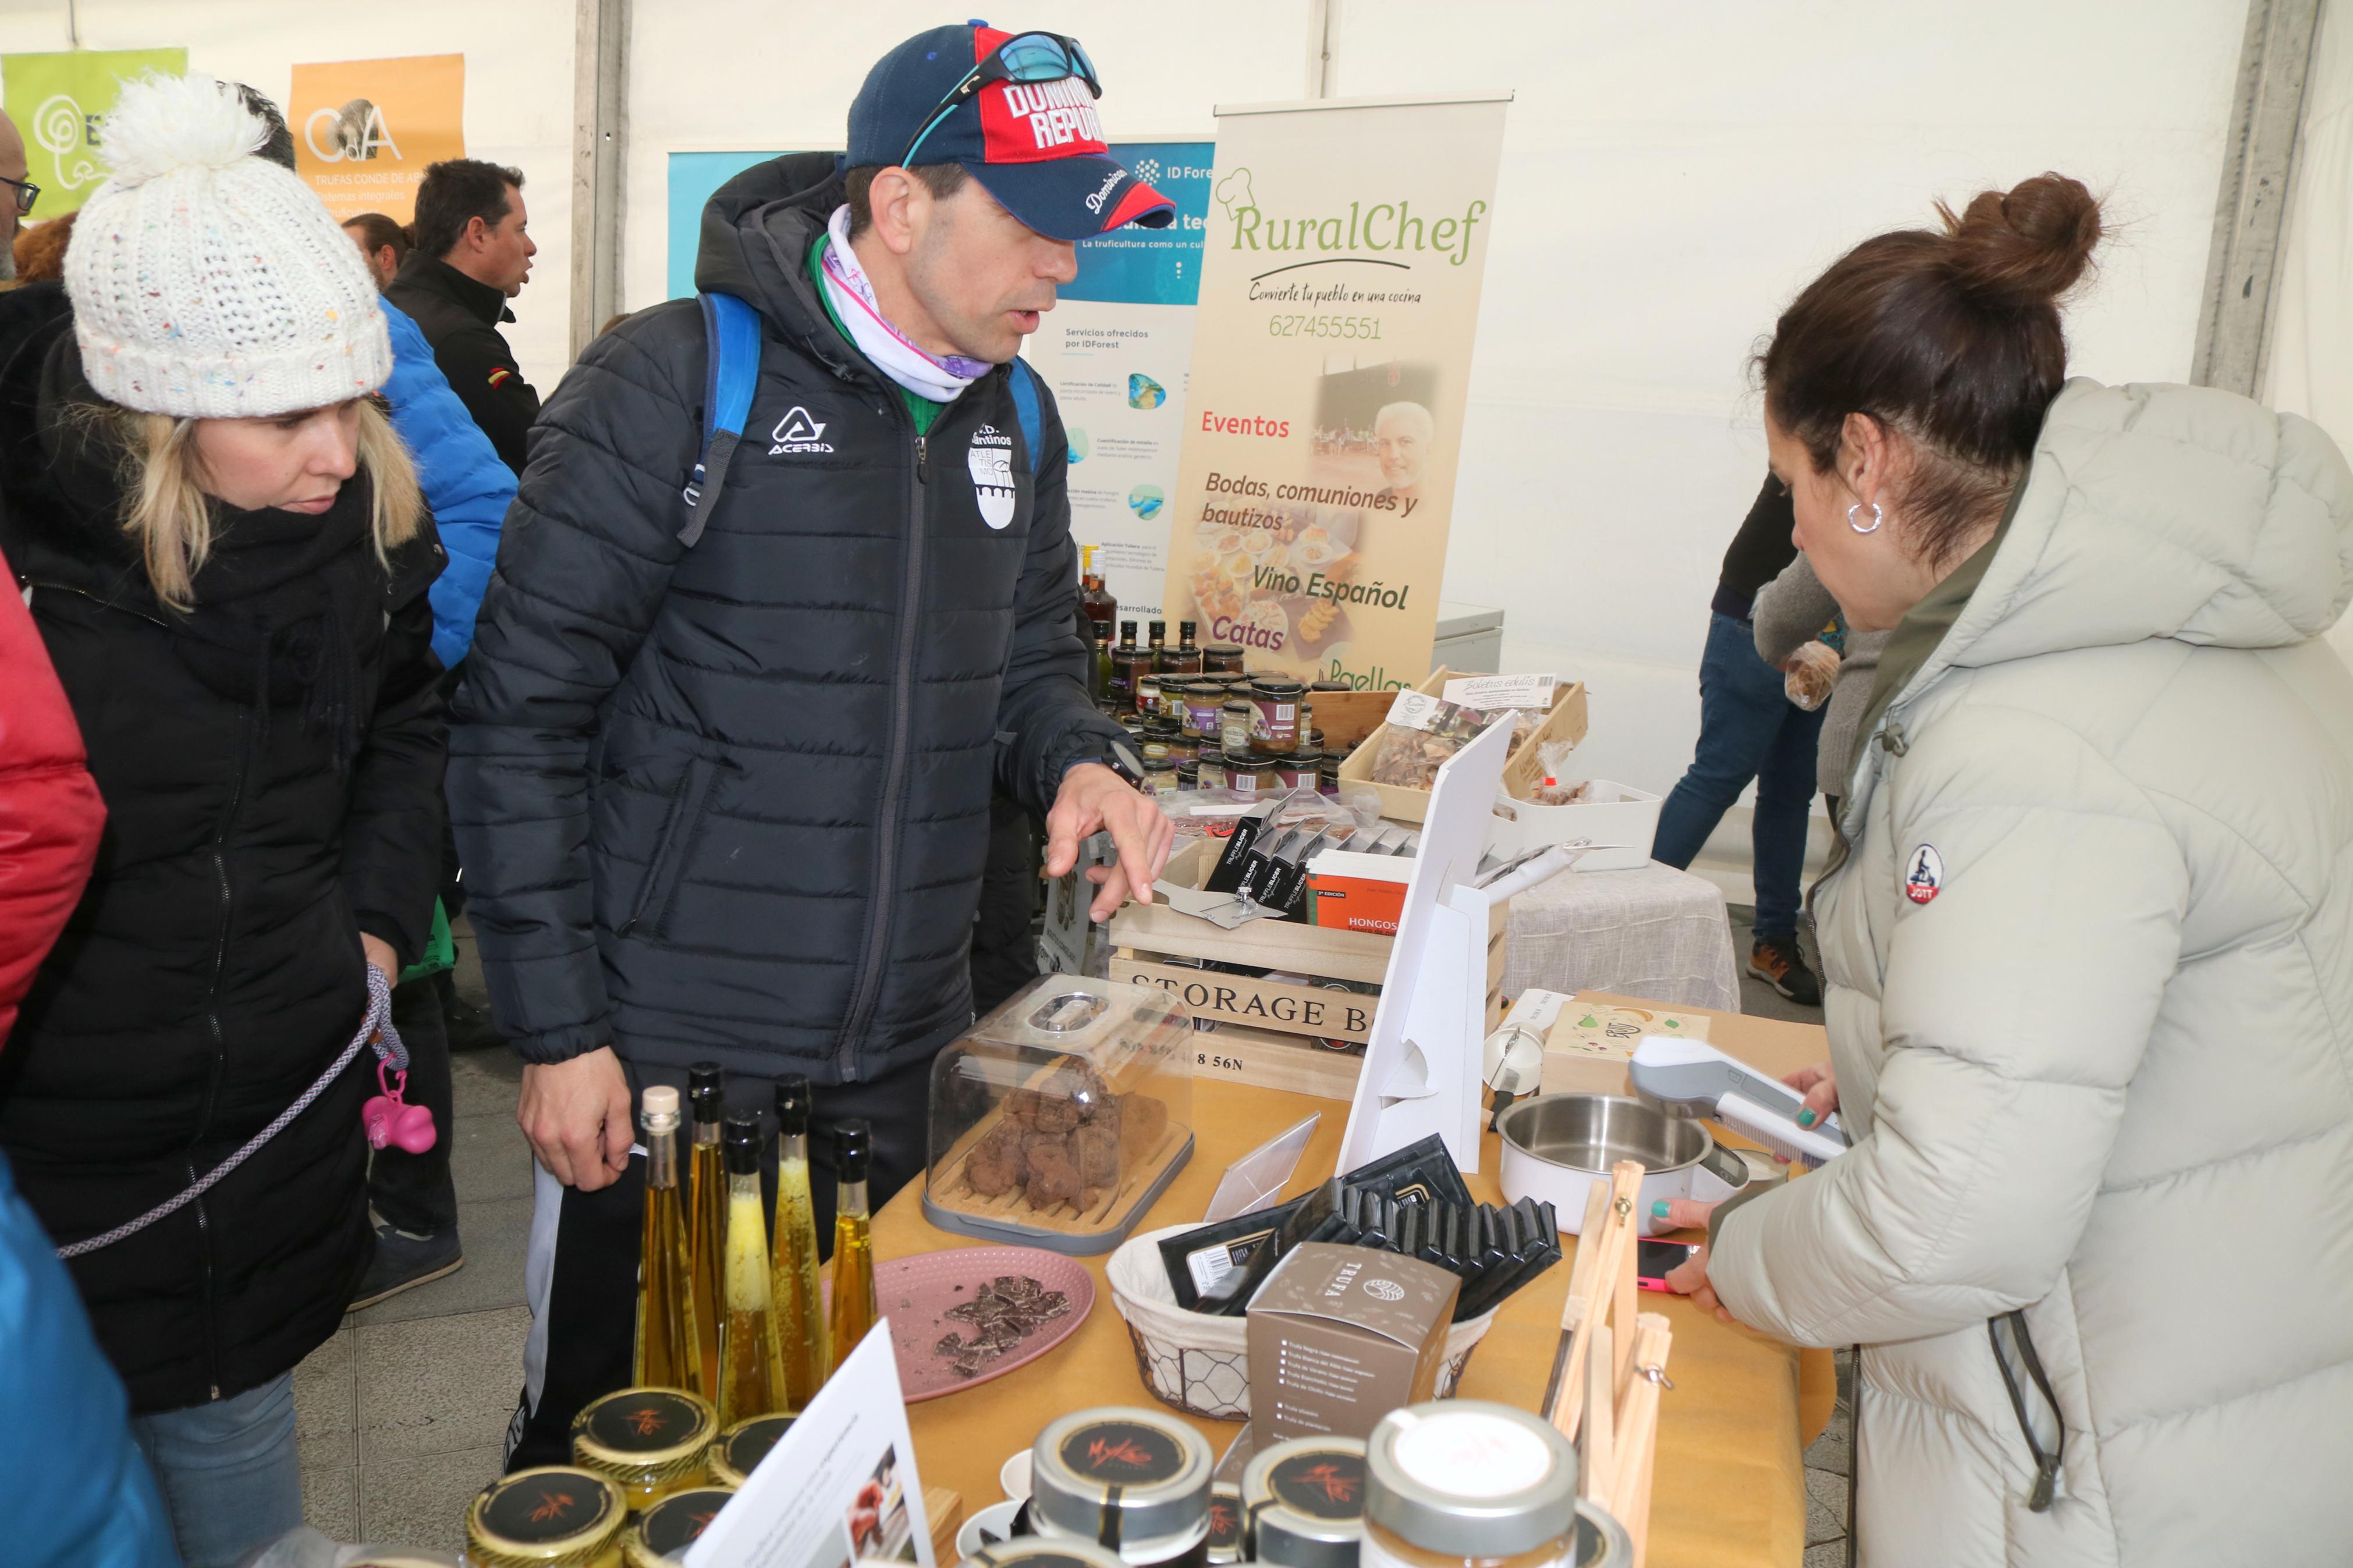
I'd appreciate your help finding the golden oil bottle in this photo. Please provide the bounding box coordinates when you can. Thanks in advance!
[769,1076,828,1412]
[631,1086,701,1396]
[684,1064,726,1399]
[716,1115,787,1425]
[827,1116,879,1370]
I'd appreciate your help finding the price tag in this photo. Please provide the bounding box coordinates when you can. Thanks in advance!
[1442,672,1557,711]
[1384,691,1447,732]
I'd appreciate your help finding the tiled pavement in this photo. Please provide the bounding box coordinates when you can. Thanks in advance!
[297,915,1843,1560]
[293,931,533,1558]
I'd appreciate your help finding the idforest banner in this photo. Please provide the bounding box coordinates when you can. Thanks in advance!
[1,49,189,218]
[1162,92,1507,689]
[1020,141,1215,623]
[290,54,465,223]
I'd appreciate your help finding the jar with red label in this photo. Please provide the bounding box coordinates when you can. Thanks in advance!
[1249,678,1305,754]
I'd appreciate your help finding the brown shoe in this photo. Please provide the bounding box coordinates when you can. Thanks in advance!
[1747,936,1822,1007]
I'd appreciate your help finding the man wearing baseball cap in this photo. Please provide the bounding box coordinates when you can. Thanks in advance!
[451,23,1176,1458]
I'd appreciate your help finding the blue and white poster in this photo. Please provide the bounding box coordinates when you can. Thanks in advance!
[1020,141,1213,621]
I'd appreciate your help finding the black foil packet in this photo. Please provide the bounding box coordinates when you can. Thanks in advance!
[1205,800,1282,894]
[1343,1133,1475,1210]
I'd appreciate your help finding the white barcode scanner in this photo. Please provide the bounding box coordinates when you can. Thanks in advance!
[1628,1037,1848,1169]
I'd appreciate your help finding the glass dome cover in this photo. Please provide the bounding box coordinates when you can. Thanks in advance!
[924,976,1194,1253]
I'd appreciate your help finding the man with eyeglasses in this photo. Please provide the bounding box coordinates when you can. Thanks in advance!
[453,23,1177,1461]
[0,111,36,282]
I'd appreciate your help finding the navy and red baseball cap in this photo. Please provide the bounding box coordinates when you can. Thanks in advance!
[847,22,1176,243]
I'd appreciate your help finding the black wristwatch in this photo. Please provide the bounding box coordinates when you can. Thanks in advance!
[1096,736,1147,790]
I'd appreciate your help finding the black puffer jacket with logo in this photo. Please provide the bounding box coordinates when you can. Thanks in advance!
[0,287,446,1413]
[450,155,1126,1081]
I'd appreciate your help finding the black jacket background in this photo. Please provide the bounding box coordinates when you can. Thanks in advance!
[386,251,541,477]
[0,288,448,1412]
[449,155,1127,1083]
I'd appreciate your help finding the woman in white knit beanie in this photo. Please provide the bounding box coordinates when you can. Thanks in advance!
[0,73,446,1567]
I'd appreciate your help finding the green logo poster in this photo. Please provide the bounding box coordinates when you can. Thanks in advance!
[3,48,189,216]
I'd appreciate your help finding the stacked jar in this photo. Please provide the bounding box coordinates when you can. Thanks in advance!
[1360,1402,1631,1568]
[1244,1435,1369,1568]
[570,1388,721,1515]
[1249,677,1306,754]
[1029,1407,1215,1568]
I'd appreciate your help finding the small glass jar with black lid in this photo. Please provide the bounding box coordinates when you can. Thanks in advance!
[1030,1406,1215,1568]
[623,1484,737,1567]
[1219,701,1255,758]
[1248,678,1307,754]
[1244,1435,1368,1568]
[705,1414,793,1488]
[466,1466,627,1568]
[1203,643,1247,674]
[572,1387,719,1514]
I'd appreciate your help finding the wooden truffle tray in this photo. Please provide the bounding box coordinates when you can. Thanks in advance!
[927,1103,1191,1243]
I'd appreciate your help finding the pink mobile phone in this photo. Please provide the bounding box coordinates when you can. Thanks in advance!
[1635,1238,1701,1292]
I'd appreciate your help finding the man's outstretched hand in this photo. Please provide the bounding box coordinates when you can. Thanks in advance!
[1042,762,1176,922]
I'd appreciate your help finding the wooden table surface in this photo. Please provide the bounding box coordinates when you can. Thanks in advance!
[874,992,1834,1568]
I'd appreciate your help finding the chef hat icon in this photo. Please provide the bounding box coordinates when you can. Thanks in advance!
[1215,167,1256,218]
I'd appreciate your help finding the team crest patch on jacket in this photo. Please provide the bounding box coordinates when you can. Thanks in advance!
[969,424,1015,529]
[1904,844,1944,904]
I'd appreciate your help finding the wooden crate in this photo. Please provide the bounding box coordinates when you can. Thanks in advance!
[1187,1021,1365,1100]
[1304,687,1398,757]
[1110,840,1506,1041]
[1336,666,1589,824]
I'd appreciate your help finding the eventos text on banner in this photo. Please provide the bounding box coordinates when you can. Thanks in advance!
[1161,91,1508,690]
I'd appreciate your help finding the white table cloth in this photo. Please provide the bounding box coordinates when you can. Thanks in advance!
[1502,861,1740,1012]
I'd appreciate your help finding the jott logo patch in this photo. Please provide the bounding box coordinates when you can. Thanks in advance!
[968,424,1016,529]
[769,406,834,456]
[1904,844,1944,905]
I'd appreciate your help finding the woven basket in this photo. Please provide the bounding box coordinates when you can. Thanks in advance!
[1105,1225,1499,1421]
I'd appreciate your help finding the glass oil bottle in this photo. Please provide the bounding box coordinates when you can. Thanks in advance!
[769,1077,828,1413]
[685,1063,726,1400]
[716,1115,787,1425]
[631,1085,701,1395]
[828,1117,880,1371]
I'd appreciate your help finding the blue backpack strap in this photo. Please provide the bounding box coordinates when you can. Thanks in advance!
[679,291,764,546]
[1008,357,1045,476]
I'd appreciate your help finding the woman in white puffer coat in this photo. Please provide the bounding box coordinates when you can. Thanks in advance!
[1665,173,2353,1566]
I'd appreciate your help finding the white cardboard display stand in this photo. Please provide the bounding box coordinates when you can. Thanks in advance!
[1336,719,1516,1176]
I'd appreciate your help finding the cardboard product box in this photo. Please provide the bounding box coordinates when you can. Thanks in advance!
[1303,849,1412,934]
[1538,997,1713,1097]
[1246,1242,1460,1443]
[1336,667,1589,825]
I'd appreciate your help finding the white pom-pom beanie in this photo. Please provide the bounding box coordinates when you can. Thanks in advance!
[63,72,391,418]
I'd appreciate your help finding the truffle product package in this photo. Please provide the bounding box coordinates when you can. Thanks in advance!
[1342,1133,1476,1210]
[1205,799,1283,893]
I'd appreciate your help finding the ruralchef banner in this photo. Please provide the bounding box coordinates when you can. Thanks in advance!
[1162,93,1507,689]
[1,49,188,218]
[1020,140,1215,622]
[291,54,464,223]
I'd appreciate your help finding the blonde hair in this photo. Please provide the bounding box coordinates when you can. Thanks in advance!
[102,399,423,609]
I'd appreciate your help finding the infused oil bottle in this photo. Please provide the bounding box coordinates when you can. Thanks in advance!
[631,1086,701,1394]
[685,1064,726,1398]
[716,1116,787,1425]
[827,1118,880,1370]
[769,1077,828,1411]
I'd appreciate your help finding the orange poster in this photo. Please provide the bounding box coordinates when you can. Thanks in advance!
[290,54,464,224]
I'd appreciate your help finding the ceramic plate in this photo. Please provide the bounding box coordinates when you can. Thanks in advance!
[875,1245,1095,1403]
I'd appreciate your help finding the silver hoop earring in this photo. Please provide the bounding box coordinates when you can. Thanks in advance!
[1848,502,1884,535]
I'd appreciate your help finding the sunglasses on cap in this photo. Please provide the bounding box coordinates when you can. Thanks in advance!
[900,30,1102,168]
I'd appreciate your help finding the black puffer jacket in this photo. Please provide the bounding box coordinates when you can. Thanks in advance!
[450,155,1126,1081]
[0,287,446,1413]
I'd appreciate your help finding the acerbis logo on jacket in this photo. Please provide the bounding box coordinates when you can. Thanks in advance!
[770,406,834,456]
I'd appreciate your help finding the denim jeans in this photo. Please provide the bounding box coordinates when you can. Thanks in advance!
[129,1371,302,1568]
[1653,612,1827,940]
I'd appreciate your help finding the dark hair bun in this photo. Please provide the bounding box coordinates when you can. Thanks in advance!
[1937,172,2102,309]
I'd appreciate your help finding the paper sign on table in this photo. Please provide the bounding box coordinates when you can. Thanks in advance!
[1440,673,1556,712]
[688,1320,934,1568]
